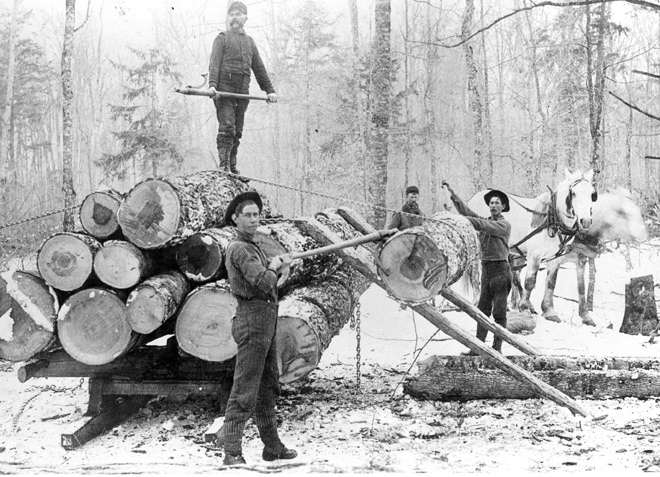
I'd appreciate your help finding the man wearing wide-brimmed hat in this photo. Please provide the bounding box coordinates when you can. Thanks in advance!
[221,191,297,466]
[387,185,425,231]
[209,1,278,175]
[443,181,512,354]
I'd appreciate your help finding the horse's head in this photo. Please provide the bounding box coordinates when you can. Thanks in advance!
[556,168,597,231]
[590,188,648,242]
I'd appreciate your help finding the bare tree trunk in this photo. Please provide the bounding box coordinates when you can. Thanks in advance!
[372,0,391,228]
[403,0,412,187]
[62,0,77,231]
[480,0,493,180]
[0,0,20,185]
[624,86,634,191]
[586,2,607,186]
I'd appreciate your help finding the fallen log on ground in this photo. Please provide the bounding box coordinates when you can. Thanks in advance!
[404,355,660,400]
[37,232,101,291]
[175,279,237,362]
[126,271,190,334]
[0,271,59,361]
[79,189,125,240]
[58,288,140,365]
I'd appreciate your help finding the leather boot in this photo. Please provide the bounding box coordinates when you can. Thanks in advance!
[216,134,232,172]
[229,139,240,175]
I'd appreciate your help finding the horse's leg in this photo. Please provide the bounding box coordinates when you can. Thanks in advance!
[577,254,596,326]
[510,268,523,310]
[519,255,541,315]
[540,257,562,322]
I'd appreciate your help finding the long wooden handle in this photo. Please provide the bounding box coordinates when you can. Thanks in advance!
[290,228,397,260]
[174,87,268,101]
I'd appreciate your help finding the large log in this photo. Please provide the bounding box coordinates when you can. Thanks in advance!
[620,275,659,336]
[126,271,190,334]
[117,170,271,249]
[79,189,125,239]
[377,212,480,304]
[37,232,101,291]
[0,271,59,361]
[277,265,370,383]
[93,240,155,289]
[176,227,237,282]
[58,288,140,365]
[175,279,237,362]
[404,355,660,400]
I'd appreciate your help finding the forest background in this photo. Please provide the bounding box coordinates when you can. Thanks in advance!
[0,0,659,262]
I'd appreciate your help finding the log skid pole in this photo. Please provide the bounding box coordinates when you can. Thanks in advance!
[174,87,268,101]
[289,228,397,261]
[329,207,590,418]
[79,189,125,239]
[0,271,59,361]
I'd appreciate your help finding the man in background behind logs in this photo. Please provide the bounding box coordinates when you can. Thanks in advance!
[222,191,296,465]
[387,185,424,231]
[208,1,278,174]
[443,181,512,354]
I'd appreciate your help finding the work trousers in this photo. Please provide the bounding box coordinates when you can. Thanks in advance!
[223,299,284,456]
[476,260,512,351]
[214,72,250,148]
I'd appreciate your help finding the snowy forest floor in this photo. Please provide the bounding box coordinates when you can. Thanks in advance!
[1,242,660,475]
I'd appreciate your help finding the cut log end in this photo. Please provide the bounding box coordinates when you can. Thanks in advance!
[94,241,148,289]
[378,230,448,303]
[80,190,123,239]
[176,234,224,282]
[58,288,137,366]
[126,288,166,335]
[37,233,100,291]
[175,282,237,362]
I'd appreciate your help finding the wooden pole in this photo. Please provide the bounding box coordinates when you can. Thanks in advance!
[290,228,396,260]
[174,87,268,101]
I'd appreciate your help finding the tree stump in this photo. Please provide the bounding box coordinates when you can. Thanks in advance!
[93,240,155,289]
[126,271,190,334]
[37,232,101,291]
[58,288,139,365]
[176,228,237,282]
[175,280,237,362]
[79,189,125,239]
[377,212,480,304]
[0,271,59,361]
[620,275,659,336]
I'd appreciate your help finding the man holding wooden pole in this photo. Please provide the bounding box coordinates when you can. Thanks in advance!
[208,1,278,174]
[221,191,296,466]
[443,181,512,354]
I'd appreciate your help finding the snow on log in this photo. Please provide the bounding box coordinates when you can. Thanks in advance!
[404,355,660,400]
[93,240,155,289]
[126,271,190,334]
[117,170,273,249]
[176,227,237,282]
[0,271,59,362]
[257,221,341,291]
[58,288,139,365]
[37,232,101,291]
[175,279,237,362]
[377,212,480,304]
[277,265,370,383]
[79,189,125,239]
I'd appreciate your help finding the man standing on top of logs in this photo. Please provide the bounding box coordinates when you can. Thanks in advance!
[443,181,512,354]
[387,185,425,231]
[209,1,278,175]
[221,191,296,466]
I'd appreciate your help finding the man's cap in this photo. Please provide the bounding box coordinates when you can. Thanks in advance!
[405,185,419,195]
[484,189,510,212]
[224,191,263,226]
[228,1,247,14]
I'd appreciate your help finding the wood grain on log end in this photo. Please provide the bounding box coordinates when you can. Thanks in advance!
[80,189,124,239]
[58,288,138,366]
[0,271,59,361]
[175,281,237,362]
[94,240,149,289]
[378,228,448,303]
[37,232,101,291]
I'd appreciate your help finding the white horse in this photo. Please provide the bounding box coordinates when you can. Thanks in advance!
[467,168,598,322]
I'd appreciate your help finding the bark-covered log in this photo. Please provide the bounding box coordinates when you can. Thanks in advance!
[126,271,190,334]
[58,288,139,365]
[175,279,237,362]
[404,355,660,400]
[93,240,155,289]
[176,227,237,282]
[117,170,273,249]
[79,189,125,239]
[37,232,101,291]
[277,265,370,383]
[0,271,59,362]
[377,212,480,304]
[257,221,341,292]
[620,275,659,336]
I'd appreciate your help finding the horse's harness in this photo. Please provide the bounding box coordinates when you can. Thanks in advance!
[509,178,597,268]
